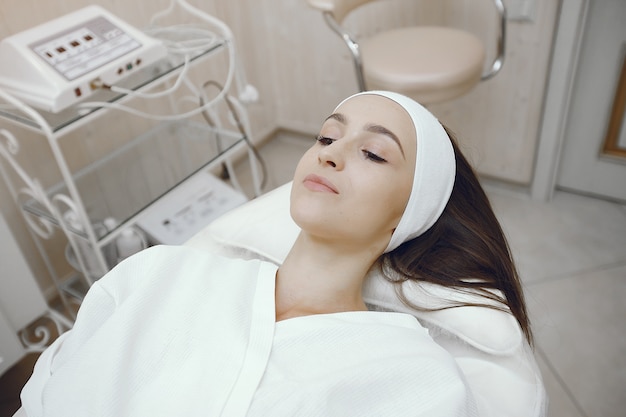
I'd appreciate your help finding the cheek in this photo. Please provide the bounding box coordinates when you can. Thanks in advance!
[384,172,413,222]
[293,146,317,180]
[349,170,412,229]
[393,174,414,214]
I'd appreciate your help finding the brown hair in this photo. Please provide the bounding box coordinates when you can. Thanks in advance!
[382,126,533,345]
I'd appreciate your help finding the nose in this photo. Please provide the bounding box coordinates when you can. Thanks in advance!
[318,141,344,169]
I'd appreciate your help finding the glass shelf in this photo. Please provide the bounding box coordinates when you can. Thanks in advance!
[0,40,225,132]
[0,10,259,318]
[22,120,246,241]
[59,273,90,302]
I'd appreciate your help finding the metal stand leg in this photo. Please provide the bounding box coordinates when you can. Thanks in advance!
[19,308,73,353]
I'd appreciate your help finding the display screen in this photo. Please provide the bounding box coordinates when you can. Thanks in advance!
[30,16,141,81]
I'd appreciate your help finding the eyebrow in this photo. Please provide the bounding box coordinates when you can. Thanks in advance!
[325,113,406,158]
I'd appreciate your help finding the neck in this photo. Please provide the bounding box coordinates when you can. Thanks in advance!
[275,232,381,322]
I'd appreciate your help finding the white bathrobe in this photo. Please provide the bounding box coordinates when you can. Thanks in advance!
[21,245,477,417]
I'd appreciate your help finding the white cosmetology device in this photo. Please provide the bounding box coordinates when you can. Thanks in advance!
[0,5,167,113]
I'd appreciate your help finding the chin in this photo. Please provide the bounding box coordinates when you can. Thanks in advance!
[290,202,335,236]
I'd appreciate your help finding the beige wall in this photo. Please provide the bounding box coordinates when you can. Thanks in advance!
[0,0,559,297]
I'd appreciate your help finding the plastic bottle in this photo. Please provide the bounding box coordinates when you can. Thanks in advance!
[116,227,146,262]
[63,211,105,278]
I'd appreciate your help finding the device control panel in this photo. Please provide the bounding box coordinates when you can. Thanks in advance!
[31,16,143,82]
[0,6,167,112]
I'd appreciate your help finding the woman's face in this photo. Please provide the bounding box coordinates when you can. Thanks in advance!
[290,94,417,253]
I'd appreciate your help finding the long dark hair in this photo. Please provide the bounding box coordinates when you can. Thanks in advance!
[382,126,533,345]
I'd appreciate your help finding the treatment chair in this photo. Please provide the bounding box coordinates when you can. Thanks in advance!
[306,0,506,104]
[186,182,547,417]
[13,182,546,417]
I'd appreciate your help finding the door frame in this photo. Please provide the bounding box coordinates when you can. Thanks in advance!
[531,0,590,201]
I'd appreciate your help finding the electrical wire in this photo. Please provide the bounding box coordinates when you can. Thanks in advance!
[78,0,260,123]
[78,11,237,118]
[200,80,268,192]
[76,68,230,120]
[103,53,191,99]
[77,1,266,194]
[145,25,220,55]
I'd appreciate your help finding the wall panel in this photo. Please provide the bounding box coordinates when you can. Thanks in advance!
[0,0,559,296]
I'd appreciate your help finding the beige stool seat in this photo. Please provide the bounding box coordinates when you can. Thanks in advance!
[361,26,486,104]
[307,0,506,105]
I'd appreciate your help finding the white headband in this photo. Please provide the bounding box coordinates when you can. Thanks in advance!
[334,91,456,252]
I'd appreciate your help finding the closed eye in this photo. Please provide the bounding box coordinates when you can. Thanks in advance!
[363,150,387,163]
[316,135,335,145]
[317,136,386,163]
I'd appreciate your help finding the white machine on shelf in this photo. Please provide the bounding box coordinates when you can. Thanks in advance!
[136,171,247,245]
[0,0,262,320]
[0,5,167,113]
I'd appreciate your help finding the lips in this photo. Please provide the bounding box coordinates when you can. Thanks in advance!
[303,174,339,194]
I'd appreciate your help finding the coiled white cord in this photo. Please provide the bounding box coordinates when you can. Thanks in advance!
[78,0,258,119]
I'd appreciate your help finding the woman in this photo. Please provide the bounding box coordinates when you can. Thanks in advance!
[19,91,531,416]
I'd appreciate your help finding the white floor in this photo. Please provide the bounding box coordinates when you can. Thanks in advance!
[236,131,626,417]
[488,189,626,417]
